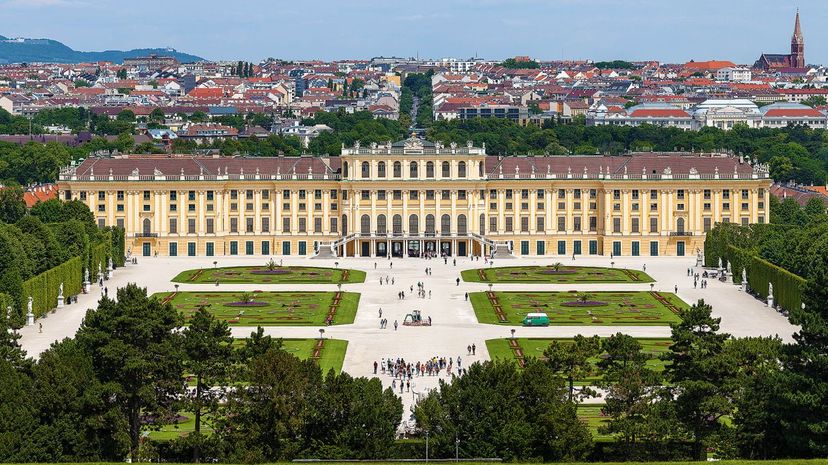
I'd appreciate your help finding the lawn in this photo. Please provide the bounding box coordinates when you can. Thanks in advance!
[461,265,653,283]
[486,337,671,384]
[470,291,685,326]
[577,404,613,441]
[279,338,348,375]
[172,265,366,284]
[155,291,360,325]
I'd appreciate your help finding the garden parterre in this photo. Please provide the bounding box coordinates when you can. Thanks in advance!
[470,291,685,325]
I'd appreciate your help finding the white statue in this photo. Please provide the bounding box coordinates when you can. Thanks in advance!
[768,282,774,297]
[717,257,723,270]
[84,268,90,283]
[26,296,34,326]
[58,283,64,298]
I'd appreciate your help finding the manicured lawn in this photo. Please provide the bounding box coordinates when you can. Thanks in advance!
[280,338,348,375]
[147,411,213,441]
[486,337,671,384]
[155,291,360,325]
[172,265,366,284]
[461,265,653,283]
[470,291,685,326]
[577,404,613,441]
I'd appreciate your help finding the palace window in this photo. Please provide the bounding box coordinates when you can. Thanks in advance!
[426,161,435,178]
[458,162,466,178]
[378,161,386,178]
[393,161,402,178]
[410,161,418,178]
[361,161,370,178]
[442,161,450,178]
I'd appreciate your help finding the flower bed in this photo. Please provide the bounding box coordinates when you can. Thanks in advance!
[224,301,269,307]
[250,269,292,275]
[561,301,609,307]
[540,269,578,275]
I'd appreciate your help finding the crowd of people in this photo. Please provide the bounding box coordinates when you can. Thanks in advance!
[374,356,468,393]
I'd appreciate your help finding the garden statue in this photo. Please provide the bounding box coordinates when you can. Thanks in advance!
[26,297,34,326]
[58,282,65,308]
[768,282,775,308]
[717,257,723,271]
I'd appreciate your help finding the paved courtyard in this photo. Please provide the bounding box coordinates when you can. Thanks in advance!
[18,254,798,416]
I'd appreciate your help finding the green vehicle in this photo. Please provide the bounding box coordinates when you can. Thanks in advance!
[522,313,550,327]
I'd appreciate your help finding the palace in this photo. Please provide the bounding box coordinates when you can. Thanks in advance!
[58,137,771,259]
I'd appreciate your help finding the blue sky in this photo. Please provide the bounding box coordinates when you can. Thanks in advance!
[1,0,824,65]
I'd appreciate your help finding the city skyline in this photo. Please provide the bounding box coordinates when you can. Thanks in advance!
[0,0,825,64]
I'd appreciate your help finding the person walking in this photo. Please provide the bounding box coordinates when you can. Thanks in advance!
[465,292,468,301]
[394,320,398,331]
[379,307,383,318]
[373,361,378,374]
[472,343,476,355]
[456,277,460,286]
[675,285,678,293]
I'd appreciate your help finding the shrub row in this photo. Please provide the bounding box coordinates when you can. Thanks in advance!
[20,256,83,318]
[723,244,805,313]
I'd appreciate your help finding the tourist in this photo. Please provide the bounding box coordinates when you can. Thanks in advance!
[456,277,460,286]
[472,343,476,355]
[467,345,472,355]
[378,307,382,318]
[453,258,456,266]
[643,264,647,272]
[38,323,42,333]
[428,290,432,299]
[428,316,432,325]
[465,292,468,301]
[390,262,393,269]
[392,277,395,285]
[374,262,377,269]
[406,380,410,392]
[373,361,378,374]
[394,320,398,331]
[675,285,678,293]
[379,278,383,286]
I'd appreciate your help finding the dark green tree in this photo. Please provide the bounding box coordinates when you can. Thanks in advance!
[663,300,732,460]
[543,334,601,402]
[0,186,26,224]
[181,307,233,462]
[75,284,183,460]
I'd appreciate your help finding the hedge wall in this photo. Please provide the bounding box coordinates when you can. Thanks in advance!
[21,256,83,319]
[109,226,126,267]
[725,245,805,313]
[89,238,111,283]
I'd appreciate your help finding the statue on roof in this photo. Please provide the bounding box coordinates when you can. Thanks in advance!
[131,168,139,177]
[450,142,457,150]
[354,140,360,149]
[689,167,698,175]
[153,167,163,176]
[663,166,672,175]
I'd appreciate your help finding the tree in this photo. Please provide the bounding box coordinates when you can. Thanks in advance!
[75,284,183,460]
[0,186,26,224]
[543,334,600,402]
[597,334,665,459]
[116,68,127,79]
[22,339,127,461]
[801,96,827,108]
[181,307,233,462]
[663,300,732,460]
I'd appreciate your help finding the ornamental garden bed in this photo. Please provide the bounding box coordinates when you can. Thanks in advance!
[153,291,360,326]
[172,265,365,284]
[461,265,653,283]
[485,337,672,384]
[470,291,685,326]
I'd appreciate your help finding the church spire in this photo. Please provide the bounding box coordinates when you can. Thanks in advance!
[790,8,805,68]
[793,8,803,43]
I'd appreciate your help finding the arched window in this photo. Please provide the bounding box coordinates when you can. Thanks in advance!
[479,214,486,235]
[409,161,418,178]
[409,214,419,235]
[342,214,348,235]
[458,214,467,234]
[143,218,151,235]
[441,161,450,178]
[342,162,349,178]
[478,161,484,177]
[360,214,371,235]
[361,161,370,178]
[392,214,402,234]
[426,214,436,235]
[677,217,685,234]
[441,214,451,236]
[377,214,387,235]
[458,161,467,178]
[377,161,386,178]
[426,161,435,178]
[393,161,402,178]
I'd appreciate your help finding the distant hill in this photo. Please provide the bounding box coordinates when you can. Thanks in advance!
[0,36,204,64]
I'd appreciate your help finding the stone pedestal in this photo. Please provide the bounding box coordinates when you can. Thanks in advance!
[57,296,65,308]
[768,296,774,309]
[83,281,90,293]
[26,310,34,326]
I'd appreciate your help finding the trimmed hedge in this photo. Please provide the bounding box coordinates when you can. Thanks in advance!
[722,244,805,313]
[109,226,126,267]
[90,238,110,283]
[20,256,83,318]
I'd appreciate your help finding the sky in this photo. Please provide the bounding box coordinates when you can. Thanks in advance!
[0,0,825,65]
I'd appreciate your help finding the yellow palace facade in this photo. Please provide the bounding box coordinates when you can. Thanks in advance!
[57,137,771,259]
